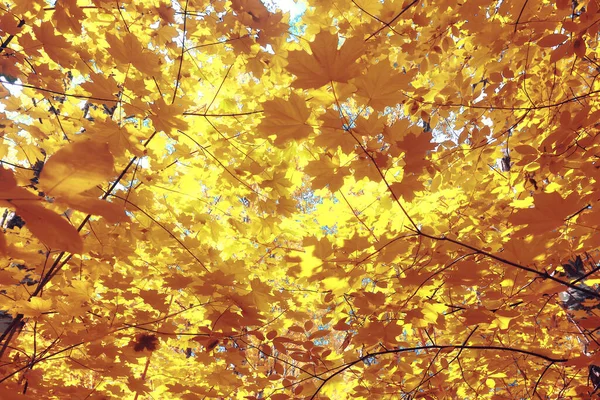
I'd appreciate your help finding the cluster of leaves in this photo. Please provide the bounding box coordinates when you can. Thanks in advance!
[1,0,600,398]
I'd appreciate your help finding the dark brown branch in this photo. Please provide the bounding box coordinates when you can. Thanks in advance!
[351,0,401,37]
[171,0,189,104]
[0,18,25,55]
[183,110,263,117]
[565,204,591,221]
[404,88,600,111]
[0,131,158,361]
[532,362,554,399]
[513,0,530,32]
[365,0,419,41]
[310,344,568,399]
[110,194,209,272]
[184,34,251,53]
[4,82,119,103]
[420,233,600,300]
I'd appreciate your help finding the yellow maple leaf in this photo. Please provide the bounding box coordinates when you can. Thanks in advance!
[37,141,127,224]
[16,297,53,319]
[56,194,128,223]
[286,30,364,88]
[39,140,116,197]
[104,32,160,75]
[149,97,190,134]
[355,62,417,110]
[12,200,84,253]
[32,22,73,66]
[258,92,313,147]
[0,168,84,253]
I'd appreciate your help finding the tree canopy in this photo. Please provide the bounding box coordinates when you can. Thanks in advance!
[1,0,600,398]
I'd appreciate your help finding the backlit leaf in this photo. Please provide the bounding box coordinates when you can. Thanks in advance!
[538,34,568,47]
[286,31,364,88]
[39,140,116,197]
[11,200,83,253]
[258,93,313,147]
[1,0,600,398]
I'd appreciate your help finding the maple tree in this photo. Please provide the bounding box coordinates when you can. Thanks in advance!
[2,0,600,398]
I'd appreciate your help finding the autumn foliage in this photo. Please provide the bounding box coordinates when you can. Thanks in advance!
[2,0,600,398]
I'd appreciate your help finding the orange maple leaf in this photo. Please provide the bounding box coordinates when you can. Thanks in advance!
[510,192,582,236]
[395,131,436,174]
